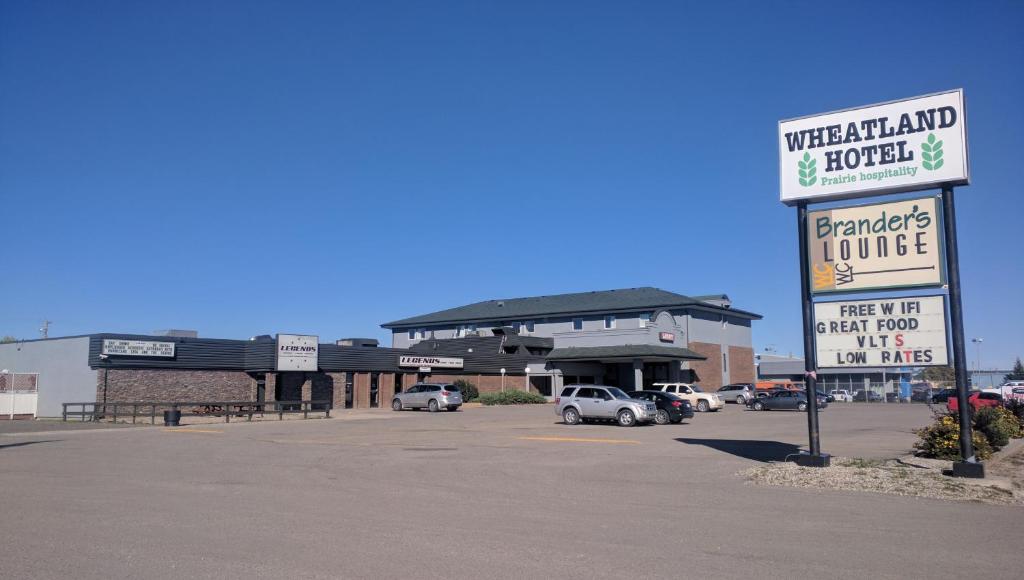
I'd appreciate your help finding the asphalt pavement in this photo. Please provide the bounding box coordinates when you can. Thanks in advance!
[0,403,1018,579]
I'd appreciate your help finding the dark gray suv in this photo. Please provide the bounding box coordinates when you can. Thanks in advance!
[555,385,657,427]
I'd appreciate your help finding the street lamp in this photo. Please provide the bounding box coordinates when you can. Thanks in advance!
[971,338,984,372]
[524,367,530,392]
[500,368,506,393]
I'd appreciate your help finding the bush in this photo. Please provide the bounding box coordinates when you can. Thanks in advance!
[1005,399,1024,426]
[452,379,479,402]
[477,390,549,406]
[973,406,1022,449]
[913,414,993,461]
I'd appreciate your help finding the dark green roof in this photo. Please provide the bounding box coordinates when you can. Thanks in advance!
[382,287,761,328]
[546,345,707,361]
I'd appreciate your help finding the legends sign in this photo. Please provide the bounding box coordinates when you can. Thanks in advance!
[398,355,464,369]
[276,334,319,372]
[808,196,944,293]
[780,89,968,205]
[814,295,948,368]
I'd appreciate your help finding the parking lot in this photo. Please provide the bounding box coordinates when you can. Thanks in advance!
[1,403,1019,579]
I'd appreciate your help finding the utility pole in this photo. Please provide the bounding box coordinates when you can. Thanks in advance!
[39,320,52,339]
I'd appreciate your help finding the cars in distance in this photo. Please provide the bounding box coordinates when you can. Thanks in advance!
[556,385,658,427]
[750,391,829,412]
[392,383,463,412]
[628,390,694,425]
[829,389,853,402]
[717,383,756,404]
[947,391,1003,414]
[654,382,725,412]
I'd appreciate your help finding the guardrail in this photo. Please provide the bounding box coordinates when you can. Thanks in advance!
[62,400,331,424]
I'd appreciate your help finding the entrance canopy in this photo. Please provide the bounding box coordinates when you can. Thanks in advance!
[546,345,706,363]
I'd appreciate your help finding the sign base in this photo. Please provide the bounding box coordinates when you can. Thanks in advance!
[793,452,831,468]
[951,460,985,479]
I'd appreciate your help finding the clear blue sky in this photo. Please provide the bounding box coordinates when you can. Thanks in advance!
[1,1,1021,369]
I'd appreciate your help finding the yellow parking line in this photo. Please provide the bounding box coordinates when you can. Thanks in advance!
[518,436,641,445]
[163,428,223,434]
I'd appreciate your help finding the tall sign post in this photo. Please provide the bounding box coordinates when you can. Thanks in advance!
[779,89,982,476]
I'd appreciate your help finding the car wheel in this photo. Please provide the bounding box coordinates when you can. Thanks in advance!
[753,401,765,411]
[428,399,439,413]
[392,399,402,412]
[562,407,581,425]
[798,402,808,411]
[655,409,670,425]
[696,400,710,412]
[617,409,637,427]
[736,396,746,405]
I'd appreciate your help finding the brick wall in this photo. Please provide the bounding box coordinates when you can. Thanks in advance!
[728,346,755,384]
[415,373,523,394]
[687,342,724,389]
[97,369,254,402]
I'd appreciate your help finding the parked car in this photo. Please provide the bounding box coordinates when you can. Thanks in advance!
[929,389,958,403]
[853,390,883,402]
[556,385,658,427]
[817,390,835,403]
[653,382,725,412]
[947,391,1003,414]
[392,383,462,412]
[627,390,694,424]
[829,389,853,402]
[717,383,756,404]
[753,387,787,400]
[750,391,828,411]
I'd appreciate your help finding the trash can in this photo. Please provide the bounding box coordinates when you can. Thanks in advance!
[163,409,181,427]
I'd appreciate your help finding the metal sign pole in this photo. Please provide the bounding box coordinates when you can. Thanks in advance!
[942,187,984,478]
[796,201,829,467]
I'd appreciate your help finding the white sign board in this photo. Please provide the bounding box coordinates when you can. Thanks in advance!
[815,296,948,368]
[780,89,968,205]
[276,334,319,371]
[808,196,944,293]
[399,355,464,369]
[102,339,175,358]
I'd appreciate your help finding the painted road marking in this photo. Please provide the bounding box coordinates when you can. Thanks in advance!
[518,436,641,445]
[164,428,223,434]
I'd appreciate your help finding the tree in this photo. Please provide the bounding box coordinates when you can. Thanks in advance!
[0,336,17,344]
[921,365,955,383]
[1005,358,1024,382]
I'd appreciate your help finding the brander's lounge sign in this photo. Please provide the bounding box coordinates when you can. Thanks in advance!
[814,295,948,368]
[779,89,968,204]
[808,196,944,294]
[276,334,319,372]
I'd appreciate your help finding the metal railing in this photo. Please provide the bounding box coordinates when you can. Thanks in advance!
[62,400,331,424]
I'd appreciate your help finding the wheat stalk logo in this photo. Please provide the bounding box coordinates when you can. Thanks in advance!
[798,152,816,187]
[921,133,944,171]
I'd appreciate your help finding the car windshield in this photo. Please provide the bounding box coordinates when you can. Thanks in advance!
[606,387,632,400]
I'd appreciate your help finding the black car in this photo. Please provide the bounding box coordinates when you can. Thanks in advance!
[627,390,694,425]
[751,391,829,411]
[853,390,884,402]
[929,389,957,403]
[815,389,835,403]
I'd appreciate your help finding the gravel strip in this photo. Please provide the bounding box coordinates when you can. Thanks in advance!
[742,455,1022,505]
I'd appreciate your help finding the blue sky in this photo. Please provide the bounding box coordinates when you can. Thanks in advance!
[1,1,1021,369]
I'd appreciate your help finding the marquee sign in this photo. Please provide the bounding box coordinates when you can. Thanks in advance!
[276,334,319,372]
[814,295,948,368]
[779,89,968,205]
[102,339,175,358]
[398,355,464,369]
[808,196,944,293]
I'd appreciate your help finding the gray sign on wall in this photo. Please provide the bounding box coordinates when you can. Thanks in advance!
[276,334,319,371]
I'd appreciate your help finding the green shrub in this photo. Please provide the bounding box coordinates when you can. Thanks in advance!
[452,379,479,402]
[913,414,993,461]
[477,390,549,406]
[1005,399,1024,427]
[973,406,1022,449]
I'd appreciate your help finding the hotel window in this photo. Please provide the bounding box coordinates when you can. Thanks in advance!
[524,320,535,334]
[418,328,427,339]
[408,329,415,340]
[513,322,522,333]
[639,312,652,327]
[456,325,465,337]
[572,318,583,331]
[604,315,616,329]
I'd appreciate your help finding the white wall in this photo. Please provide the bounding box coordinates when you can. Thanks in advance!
[0,337,96,417]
